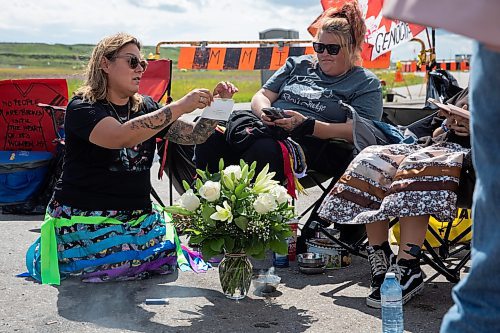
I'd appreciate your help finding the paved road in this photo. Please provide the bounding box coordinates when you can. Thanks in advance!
[0,165,468,333]
[0,81,471,332]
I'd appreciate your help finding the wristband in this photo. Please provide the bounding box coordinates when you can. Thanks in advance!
[441,121,449,132]
[291,117,315,137]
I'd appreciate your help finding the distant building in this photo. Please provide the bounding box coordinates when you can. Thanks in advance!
[455,54,471,62]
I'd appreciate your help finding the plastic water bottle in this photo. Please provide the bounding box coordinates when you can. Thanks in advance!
[381,272,403,333]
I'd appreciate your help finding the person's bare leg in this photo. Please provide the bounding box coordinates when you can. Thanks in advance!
[365,220,389,246]
[398,215,429,260]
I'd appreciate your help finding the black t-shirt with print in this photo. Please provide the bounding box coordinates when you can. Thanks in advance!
[53,95,169,211]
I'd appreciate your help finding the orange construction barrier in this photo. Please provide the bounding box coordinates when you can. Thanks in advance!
[400,60,470,72]
[177,46,314,70]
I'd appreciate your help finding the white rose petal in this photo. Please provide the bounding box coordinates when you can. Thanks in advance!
[178,189,200,211]
[223,165,242,180]
[270,185,291,204]
[199,181,221,202]
[253,193,278,214]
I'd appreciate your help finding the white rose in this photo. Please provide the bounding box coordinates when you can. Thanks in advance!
[269,185,290,204]
[199,181,221,202]
[253,193,278,214]
[178,189,200,211]
[223,165,242,180]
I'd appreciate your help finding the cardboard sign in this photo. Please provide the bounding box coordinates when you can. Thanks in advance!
[0,79,68,153]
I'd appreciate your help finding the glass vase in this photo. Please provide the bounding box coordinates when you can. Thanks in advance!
[218,253,253,300]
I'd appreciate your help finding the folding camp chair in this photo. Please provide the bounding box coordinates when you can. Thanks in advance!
[138,58,173,104]
[307,175,473,282]
[304,111,474,282]
[296,138,368,254]
[136,58,178,207]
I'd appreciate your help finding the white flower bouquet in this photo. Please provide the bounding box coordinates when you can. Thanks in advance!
[166,159,295,261]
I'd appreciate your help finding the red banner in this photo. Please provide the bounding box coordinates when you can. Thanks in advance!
[308,0,426,68]
[0,79,68,154]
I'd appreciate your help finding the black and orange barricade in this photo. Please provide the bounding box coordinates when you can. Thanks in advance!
[401,60,470,72]
[152,40,390,71]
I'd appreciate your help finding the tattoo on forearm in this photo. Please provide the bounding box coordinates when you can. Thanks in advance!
[167,118,218,144]
[130,106,173,130]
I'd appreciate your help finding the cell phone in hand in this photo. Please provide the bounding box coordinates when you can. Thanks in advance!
[261,107,292,121]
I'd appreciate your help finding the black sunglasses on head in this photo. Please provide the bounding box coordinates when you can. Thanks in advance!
[313,42,342,56]
[112,54,148,70]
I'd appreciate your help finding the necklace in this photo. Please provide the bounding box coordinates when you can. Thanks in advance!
[107,100,131,124]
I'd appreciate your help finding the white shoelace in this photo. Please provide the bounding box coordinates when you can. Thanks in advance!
[388,263,403,282]
[368,249,389,277]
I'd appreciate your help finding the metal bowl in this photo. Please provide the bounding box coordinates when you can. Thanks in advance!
[299,265,326,275]
[297,252,326,268]
[252,274,281,294]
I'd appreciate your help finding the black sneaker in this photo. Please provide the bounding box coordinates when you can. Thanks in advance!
[388,258,424,305]
[366,243,395,308]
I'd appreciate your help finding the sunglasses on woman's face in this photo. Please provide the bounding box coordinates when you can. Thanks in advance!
[313,42,342,56]
[113,54,148,71]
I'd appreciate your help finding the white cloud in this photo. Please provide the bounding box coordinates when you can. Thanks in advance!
[390,29,473,61]
[1,0,472,61]
[0,0,323,44]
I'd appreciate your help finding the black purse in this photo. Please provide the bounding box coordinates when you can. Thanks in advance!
[456,151,475,209]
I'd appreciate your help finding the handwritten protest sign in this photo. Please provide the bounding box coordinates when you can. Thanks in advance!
[0,79,68,153]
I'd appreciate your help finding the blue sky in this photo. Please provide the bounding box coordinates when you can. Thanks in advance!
[0,0,472,61]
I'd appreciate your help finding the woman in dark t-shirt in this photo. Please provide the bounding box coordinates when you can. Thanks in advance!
[195,2,382,186]
[26,33,237,285]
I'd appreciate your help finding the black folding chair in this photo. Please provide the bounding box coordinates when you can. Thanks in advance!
[304,111,474,282]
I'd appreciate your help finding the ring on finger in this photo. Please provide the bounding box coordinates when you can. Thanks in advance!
[200,96,205,103]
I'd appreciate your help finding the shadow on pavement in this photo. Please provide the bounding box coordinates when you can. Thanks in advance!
[322,280,454,333]
[55,270,315,332]
[166,285,316,332]
[56,272,181,332]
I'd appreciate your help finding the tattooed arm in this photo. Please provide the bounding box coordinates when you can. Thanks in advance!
[89,82,237,149]
[166,118,219,145]
[89,89,212,149]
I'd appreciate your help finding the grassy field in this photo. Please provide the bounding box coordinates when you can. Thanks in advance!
[0,42,423,103]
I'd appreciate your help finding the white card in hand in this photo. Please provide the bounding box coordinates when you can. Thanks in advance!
[200,98,234,121]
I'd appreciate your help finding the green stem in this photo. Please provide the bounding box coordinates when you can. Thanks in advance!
[219,254,252,297]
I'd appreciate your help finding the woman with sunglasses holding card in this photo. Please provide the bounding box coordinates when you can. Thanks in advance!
[196,2,381,189]
[26,33,237,285]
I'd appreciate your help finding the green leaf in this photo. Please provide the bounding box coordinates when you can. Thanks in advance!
[201,244,220,261]
[163,206,194,215]
[224,236,235,253]
[245,242,264,256]
[182,180,191,191]
[201,205,216,226]
[234,216,249,231]
[188,234,204,245]
[269,239,288,255]
[211,172,221,182]
[252,250,266,260]
[235,183,246,197]
[239,192,251,199]
[250,160,257,171]
[208,237,225,252]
